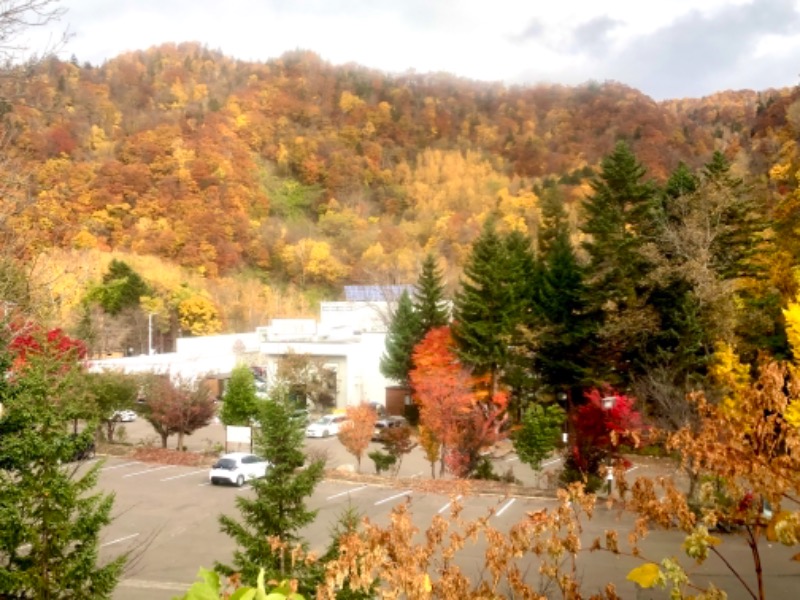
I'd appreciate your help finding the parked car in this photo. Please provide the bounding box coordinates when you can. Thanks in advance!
[305,414,348,438]
[112,410,137,422]
[372,416,408,441]
[209,452,270,487]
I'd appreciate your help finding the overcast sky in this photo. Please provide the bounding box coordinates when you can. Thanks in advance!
[28,0,800,101]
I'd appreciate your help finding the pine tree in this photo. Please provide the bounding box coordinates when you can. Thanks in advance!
[220,364,260,426]
[0,327,125,599]
[452,219,533,394]
[533,190,591,396]
[412,253,449,333]
[216,389,324,592]
[379,290,421,385]
[580,141,658,386]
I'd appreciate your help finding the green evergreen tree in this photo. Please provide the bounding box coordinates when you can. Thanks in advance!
[412,253,449,332]
[452,219,533,394]
[379,290,421,385]
[220,364,260,426]
[533,190,592,398]
[92,259,151,316]
[0,328,125,599]
[216,389,324,593]
[580,141,658,387]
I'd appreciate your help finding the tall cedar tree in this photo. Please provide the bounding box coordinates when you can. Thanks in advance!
[220,364,260,426]
[580,141,658,387]
[452,219,532,395]
[532,189,591,399]
[0,327,125,598]
[412,253,450,332]
[500,229,539,419]
[379,290,421,385]
[216,391,324,593]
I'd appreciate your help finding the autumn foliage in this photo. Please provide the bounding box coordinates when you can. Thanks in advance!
[410,326,508,477]
[337,403,377,472]
[565,388,643,483]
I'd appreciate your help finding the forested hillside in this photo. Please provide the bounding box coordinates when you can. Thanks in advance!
[1,41,797,347]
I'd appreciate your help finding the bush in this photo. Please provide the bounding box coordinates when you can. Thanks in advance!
[368,450,396,475]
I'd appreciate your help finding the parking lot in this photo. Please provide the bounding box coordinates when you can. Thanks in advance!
[94,419,800,600]
[96,450,566,599]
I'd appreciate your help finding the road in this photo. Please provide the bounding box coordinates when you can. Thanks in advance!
[95,419,799,599]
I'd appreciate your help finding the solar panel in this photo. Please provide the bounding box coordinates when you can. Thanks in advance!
[344,285,413,302]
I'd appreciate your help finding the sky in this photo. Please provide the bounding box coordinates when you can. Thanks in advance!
[24,0,800,101]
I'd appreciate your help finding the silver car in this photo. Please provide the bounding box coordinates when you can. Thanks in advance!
[305,414,348,438]
[209,452,270,486]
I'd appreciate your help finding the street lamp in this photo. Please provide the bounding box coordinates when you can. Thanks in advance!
[148,313,155,355]
[601,396,617,496]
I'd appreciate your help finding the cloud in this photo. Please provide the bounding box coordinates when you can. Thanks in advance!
[602,0,800,98]
[571,15,621,55]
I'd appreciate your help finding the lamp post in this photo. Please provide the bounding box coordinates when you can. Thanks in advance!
[148,313,154,355]
[601,396,617,496]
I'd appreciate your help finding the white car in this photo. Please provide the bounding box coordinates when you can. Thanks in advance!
[112,410,137,422]
[305,414,348,438]
[209,452,270,487]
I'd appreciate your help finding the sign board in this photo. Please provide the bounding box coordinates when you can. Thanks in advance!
[226,425,252,445]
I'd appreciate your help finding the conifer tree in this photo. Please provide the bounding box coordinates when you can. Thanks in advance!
[533,190,591,397]
[220,364,260,426]
[216,389,324,593]
[0,326,125,599]
[580,141,658,386]
[412,253,449,332]
[452,219,534,394]
[379,290,421,386]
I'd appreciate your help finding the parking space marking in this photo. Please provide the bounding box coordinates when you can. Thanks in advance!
[122,465,174,478]
[160,469,208,482]
[505,456,519,462]
[541,457,562,468]
[626,466,639,474]
[101,461,141,471]
[327,485,368,500]
[438,494,463,514]
[374,490,412,506]
[101,533,140,548]
[495,498,516,517]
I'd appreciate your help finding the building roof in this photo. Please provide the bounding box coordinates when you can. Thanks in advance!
[344,285,413,302]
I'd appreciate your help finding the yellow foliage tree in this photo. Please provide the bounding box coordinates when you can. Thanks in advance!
[177,294,222,336]
[707,341,751,415]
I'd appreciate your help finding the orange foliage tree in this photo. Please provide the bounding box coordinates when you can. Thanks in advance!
[410,326,508,478]
[337,403,378,473]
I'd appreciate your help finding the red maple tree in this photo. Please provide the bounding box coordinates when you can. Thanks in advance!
[410,326,508,477]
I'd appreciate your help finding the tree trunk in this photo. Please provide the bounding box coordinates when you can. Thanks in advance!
[160,432,168,448]
[176,430,185,451]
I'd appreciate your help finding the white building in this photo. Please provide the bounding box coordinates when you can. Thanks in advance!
[88,287,408,410]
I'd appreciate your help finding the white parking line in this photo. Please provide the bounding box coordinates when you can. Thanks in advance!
[327,485,368,500]
[122,465,174,478]
[541,457,562,468]
[101,533,140,548]
[160,469,208,482]
[495,498,516,517]
[626,466,639,474]
[374,490,412,506]
[101,461,141,471]
[438,494,463,514]
[505,456,519,462]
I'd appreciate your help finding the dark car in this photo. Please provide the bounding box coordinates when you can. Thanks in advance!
[372,416,408,441]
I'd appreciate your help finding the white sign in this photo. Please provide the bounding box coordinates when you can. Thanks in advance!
[226,425,252,444]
